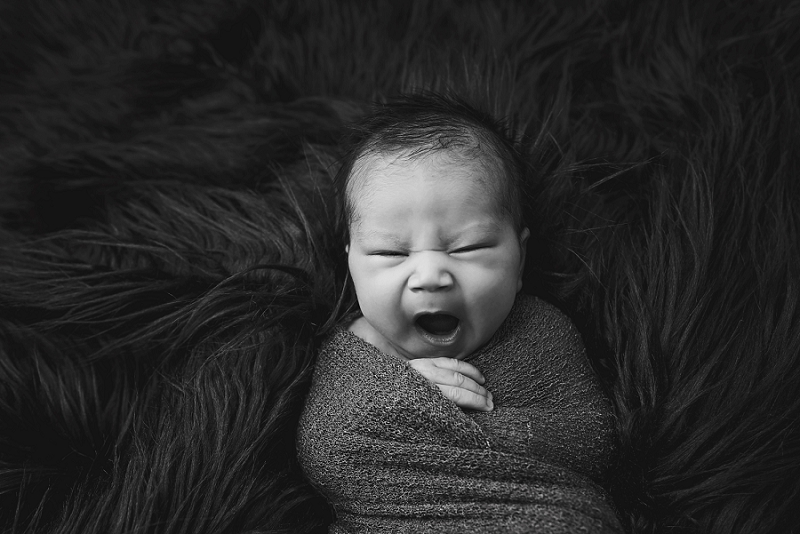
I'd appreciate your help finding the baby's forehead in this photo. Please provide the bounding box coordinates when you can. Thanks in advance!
[348,149,500,199]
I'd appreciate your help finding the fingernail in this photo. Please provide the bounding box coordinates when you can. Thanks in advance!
[487,398,494,410]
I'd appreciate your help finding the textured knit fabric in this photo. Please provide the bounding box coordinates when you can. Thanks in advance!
[297,295,622,533]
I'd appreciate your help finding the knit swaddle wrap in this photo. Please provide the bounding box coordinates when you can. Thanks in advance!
[297,295,622,533]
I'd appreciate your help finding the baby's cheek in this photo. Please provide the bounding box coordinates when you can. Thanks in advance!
[356,272,394,307]
[470,260,514,289]
[348,256,375,287]
[471,268,518,309]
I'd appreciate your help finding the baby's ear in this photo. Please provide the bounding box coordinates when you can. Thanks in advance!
[517,228,530,291]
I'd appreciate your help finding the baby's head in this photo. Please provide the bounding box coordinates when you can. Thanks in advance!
[337,94,529,360]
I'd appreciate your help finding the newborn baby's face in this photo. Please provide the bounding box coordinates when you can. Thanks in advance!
[346,150,528,360]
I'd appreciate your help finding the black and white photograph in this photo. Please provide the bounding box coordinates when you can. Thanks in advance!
[1,1,798,532]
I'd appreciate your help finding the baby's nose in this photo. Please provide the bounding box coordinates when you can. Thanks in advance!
[408,252,454,291]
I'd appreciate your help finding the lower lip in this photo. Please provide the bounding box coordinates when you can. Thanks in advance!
[415,323,461,346]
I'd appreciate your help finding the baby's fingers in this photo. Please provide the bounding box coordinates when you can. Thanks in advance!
[437,384,494,412]
[406,357,493,411]
[416,365,488,396]
[406,358,486,394]
[421,357,486,385]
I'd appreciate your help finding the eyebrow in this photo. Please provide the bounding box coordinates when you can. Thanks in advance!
[463,220,504,235]
[350,229,405,246]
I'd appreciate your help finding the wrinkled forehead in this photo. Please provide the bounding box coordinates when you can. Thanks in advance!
[345,148,505,225]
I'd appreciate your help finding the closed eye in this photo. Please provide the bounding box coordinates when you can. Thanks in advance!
[452,244,488,254]
[370,251,407,257]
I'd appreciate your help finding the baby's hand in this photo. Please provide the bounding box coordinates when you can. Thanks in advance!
[406,357,494,412]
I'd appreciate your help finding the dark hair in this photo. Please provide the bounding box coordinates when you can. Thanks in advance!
[334,93,526,241]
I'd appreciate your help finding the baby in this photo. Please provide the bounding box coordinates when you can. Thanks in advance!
[343,95,529,414]
[297,94,622,533]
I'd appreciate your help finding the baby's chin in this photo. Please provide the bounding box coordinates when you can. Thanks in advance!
[392,340,480,361]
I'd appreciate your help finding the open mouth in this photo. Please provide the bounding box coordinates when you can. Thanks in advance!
[415,313,460,342]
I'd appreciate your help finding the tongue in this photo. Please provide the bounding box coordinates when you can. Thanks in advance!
[416,313,459,335]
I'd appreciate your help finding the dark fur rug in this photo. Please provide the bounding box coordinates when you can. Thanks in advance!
[1,1,799,532]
